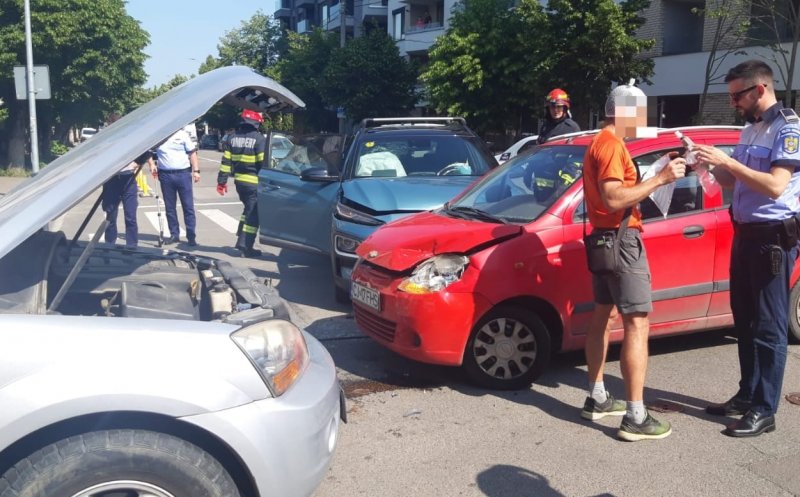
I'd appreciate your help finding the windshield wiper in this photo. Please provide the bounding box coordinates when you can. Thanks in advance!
[446,205,508,224]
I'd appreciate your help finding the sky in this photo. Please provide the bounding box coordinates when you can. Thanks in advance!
[126,1,272,88]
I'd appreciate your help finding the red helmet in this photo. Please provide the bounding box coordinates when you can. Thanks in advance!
[241,109,264,124]
[546,88,571,109]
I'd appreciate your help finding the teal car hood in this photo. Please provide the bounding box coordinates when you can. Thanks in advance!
[341,176,477,213]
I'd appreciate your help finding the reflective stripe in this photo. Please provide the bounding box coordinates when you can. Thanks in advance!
[243,224,258,234]
[256,152,265,161]
[234,173,258,184]
[223,151,232,160]
[219,165,232,173]
[230,154,258,163]
[240,215,246,222]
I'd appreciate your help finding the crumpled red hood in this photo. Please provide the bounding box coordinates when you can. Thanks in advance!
[356,211,522,271]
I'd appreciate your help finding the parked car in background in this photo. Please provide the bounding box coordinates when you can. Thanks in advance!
[495,135,538,163]
[258,117,498,302]
[270,132,294,161]
[218,132,229,152]
[79,127,97,142]
[349,126,789,390]
[199,133,219,150]
[0,66,344,497]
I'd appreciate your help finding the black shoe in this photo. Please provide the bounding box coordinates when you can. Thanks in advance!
[187,239,198,247]
[239,247,262,258]
[705,396,751,416]
[724,410,775,437]
[163,236,179,245]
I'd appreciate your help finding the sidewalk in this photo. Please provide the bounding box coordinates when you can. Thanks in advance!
[0,176,26,195]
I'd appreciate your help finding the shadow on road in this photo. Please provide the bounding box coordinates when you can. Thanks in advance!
[475,464,616,497]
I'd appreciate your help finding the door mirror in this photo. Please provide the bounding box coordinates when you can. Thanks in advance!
[300,166,339,182]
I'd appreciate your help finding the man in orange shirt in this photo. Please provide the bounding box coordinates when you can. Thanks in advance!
[581,82,686,441]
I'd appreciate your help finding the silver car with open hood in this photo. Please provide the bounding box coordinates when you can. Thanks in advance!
[0,66,345,497]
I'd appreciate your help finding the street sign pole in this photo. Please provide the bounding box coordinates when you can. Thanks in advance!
[24,0,40,174]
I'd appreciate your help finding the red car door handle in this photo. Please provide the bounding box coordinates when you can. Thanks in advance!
[683,225,704,238]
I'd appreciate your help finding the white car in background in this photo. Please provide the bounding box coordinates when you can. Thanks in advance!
[0,66,344,497]
[495,134,538,163]
[79,127,97,142]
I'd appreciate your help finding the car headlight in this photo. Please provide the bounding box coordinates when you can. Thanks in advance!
[334,201,383,226]
[398,254,469,294]
[335,234,360,254]
[231,320,310,396]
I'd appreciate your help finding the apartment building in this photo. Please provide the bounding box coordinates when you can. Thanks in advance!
[275,0,800,126]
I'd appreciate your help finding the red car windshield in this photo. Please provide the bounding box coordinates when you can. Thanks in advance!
[448,145,586,223]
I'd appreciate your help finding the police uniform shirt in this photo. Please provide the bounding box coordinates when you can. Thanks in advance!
[732,103,800,223]
[156,129,195,171]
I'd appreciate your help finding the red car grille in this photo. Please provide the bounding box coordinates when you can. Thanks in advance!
[359,264,395,287]
[354,305,396,343]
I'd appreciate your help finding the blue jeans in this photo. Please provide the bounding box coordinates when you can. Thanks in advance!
[158,169,196,241]
[102,172,138,247]
[730,235,798,415]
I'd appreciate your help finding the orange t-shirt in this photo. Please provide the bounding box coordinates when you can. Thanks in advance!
[582,128,643,231]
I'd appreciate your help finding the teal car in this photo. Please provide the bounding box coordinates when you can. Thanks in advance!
[257,118,498,301]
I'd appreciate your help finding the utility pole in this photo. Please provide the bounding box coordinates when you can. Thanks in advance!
[24,0,40,174]
[338,0,346,134]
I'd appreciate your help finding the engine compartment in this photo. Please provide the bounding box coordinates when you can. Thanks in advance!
[0,230,288,322]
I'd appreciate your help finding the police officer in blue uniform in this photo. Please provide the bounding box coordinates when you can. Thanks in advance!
[695,60,800,437]
[102,151,153,248]
[216,109,267,258]
[153,127,200,246]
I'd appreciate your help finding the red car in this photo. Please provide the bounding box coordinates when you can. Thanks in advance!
[351,126,800,390]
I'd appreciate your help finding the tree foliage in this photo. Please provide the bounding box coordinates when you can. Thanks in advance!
[275,29,339,132]
[322,28,418,124]
[216,10,286,78]
[749,0,800,107]
[0,0,148,167]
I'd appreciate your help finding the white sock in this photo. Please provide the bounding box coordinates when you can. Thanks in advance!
[590,382,607,403]
[627,401,646,424]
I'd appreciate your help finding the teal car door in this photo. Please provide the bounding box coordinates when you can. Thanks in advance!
[258,134,345,255]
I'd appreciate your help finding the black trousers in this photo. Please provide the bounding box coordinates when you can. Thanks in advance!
[235,182,259,250]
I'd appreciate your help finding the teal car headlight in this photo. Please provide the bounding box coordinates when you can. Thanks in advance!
[334,201,383,226]
[231,320,309,396]
[398,254,469,294]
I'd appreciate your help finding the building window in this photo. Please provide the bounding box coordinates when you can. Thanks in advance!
[662,0,704,55]
[749,0,799,43]
[392,8,405,40]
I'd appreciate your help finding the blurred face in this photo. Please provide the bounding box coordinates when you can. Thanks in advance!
[548,102,566,119]
[728,79,763,121]
[613,94,647,139]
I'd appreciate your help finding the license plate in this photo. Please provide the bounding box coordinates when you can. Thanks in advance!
[351,281,381,312]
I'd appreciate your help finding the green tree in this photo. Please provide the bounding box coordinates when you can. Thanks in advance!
[216,10,286,78]
[322,28,418,124]
[749,0,800,108]
[0,0,148,168]
[275,29,339,132]
[544,0,655,124]
[423,0,548,136]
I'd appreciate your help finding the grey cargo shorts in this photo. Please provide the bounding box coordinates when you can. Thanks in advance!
[591,229,653,314]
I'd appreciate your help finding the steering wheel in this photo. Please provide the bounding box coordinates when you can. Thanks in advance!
[437,163,467,176]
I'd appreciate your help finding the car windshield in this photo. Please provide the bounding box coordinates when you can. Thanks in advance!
[352,135,491,178]
[448,145,586,223]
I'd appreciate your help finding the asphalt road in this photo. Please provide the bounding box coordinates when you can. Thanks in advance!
[10,149,800,497]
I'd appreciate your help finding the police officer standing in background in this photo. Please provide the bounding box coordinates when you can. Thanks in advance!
[153,127,200,247]
[217,109,266,258]
[695,60,800,437]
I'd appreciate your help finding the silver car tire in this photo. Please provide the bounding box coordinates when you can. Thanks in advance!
[463,306,551,390]
[0,429,240,497]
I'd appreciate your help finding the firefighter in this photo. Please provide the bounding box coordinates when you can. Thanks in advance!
[217,109,267,257]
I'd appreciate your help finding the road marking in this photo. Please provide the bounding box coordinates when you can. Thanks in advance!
[200,157,221,164]
[199,209,239,234]
[145,211,185,237]
[138,200,241,210]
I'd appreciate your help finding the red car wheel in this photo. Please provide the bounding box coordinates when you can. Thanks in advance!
[789,281,800,344]
[463,306,551,390]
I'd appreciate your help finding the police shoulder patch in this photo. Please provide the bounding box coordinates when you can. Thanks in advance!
[783,132,800,154]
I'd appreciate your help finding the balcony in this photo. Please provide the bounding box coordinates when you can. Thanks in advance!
[322,3,354,31]
[297,19,311,33]
[396,22,444,56]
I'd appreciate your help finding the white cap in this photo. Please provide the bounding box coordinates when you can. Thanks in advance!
[604,79,647,117]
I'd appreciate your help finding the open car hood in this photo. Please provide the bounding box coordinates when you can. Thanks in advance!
[356,211,522,271]
[0,66,304,260]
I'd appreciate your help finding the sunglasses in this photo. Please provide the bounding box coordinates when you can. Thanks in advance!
[729,84,764,102]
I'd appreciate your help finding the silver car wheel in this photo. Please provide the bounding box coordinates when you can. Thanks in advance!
[472,316,538,380]
[71,480,175,497]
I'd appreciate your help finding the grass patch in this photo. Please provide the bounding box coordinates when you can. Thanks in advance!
[0,167,32,177]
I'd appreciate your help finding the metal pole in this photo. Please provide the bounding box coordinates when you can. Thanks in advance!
[338,0,346,134]
[24,0,40,174]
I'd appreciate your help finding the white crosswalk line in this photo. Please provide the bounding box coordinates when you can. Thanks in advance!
[199,209,240,234]
[145,211,185,237]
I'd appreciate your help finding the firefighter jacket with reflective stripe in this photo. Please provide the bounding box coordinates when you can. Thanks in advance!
[218,124,267,186]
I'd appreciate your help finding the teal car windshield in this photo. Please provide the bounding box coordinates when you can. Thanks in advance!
[352,135,492,178]
[448,145,586,224]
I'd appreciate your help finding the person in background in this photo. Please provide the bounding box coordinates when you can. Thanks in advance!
[581,81,686,441]
[103,150,153,249]
[153,127,200,247]
[537,88,581,144]
[216,109,267,258]
[695,60,800,438]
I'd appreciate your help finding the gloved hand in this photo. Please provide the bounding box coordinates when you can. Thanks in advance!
[216,183,227,196]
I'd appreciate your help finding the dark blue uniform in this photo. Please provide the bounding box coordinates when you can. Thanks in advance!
[102,152,150,248]
[730,103,800,417]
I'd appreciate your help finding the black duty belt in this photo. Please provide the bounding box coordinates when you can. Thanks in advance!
[733,218,792,240]
[158,167,190,174]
